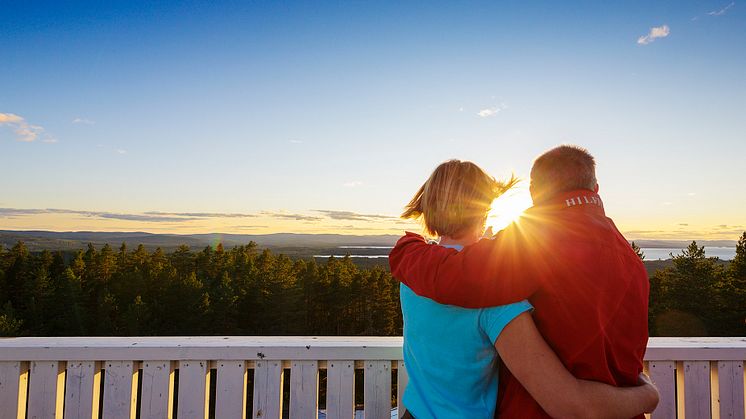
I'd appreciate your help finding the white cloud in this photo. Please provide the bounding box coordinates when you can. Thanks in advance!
[145,211,258,218]
[687,192,696,196]
[72,117,95,125]
[708,1,735,16]
[637,25,670,45]
[478,108,497,117]
[313,210,399,221]
[115,149,127,154]
[0,207,201,223]
[0,113,23,124]
[477,103,507,118]
[289,139,303,144]
[343,181,363,187]
[0,113,54,143]
[260,211,323,222]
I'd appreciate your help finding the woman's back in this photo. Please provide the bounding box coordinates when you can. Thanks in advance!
[400,244,531,419]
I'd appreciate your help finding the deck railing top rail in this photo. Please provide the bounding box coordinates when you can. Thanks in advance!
[0,336,744,361]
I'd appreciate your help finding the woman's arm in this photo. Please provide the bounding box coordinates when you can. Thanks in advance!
[495,312,659,418]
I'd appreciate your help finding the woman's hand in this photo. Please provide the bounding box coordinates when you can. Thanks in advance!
[637,372,660,413]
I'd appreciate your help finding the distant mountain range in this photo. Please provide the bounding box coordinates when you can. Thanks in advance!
[0,230,401,251]
[0,230,737,252]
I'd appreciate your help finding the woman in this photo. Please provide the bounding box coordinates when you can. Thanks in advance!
[398,160,657,418]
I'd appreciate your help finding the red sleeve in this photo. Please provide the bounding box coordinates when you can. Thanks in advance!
[388,229,540,308]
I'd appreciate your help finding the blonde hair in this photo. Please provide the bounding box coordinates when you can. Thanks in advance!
[402,160,517,238]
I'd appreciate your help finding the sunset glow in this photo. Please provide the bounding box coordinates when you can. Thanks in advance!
[487,187,534,233]
[1,1,744,241]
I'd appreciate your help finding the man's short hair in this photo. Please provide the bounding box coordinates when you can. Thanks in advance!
[402,160,517,238]
[530,145,597,199]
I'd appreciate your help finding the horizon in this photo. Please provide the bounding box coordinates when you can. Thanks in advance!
[2,1,745,241]
[0,228,741,247]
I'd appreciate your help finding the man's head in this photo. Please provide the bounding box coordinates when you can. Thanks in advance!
[530,145,598,204]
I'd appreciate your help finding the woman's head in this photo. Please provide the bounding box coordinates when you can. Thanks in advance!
[402,160,517,239]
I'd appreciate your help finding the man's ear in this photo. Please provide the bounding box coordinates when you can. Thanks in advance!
[594,183,599,193]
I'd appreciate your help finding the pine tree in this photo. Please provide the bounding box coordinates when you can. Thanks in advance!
[651,242,728,336]
[722,232,746,335]
[730,232,746,279]
[0,302,22,336]
[630,242,645,260]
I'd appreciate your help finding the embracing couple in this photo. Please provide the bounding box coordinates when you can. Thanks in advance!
[391,145,659,418]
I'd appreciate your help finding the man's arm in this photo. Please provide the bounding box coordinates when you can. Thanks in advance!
[496,312,659,418]
[389,231,541,308]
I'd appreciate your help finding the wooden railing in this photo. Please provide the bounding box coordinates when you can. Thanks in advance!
[0,337,743,419]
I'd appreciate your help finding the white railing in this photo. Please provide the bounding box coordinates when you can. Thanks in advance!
[0,337,743,419]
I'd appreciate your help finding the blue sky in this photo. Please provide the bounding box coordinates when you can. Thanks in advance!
[1,1,745,239]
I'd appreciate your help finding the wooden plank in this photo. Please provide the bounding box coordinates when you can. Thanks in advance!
[140,361,173,419]
[177,360,209,419]
[717,361,744,419]
[27,361,64,419]
[290,361,318,419]
[65,361,100,419]
[683,360,711,418]
[326,360,354,419]
[3,336,746,362]
[215,360,247,419]
[648,361,676,419]
[0,336,406,362]
[0,361,28,419]
[102,361,137,419]
[364,360,391,419]
[397,361,408,419]
[252,360,283,419]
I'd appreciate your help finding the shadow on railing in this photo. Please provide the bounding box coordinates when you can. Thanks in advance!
[0,336,744,419]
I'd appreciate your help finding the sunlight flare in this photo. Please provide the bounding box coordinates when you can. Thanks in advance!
[486,187,533,233]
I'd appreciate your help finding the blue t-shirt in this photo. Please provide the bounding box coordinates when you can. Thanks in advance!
[401,244,533,419]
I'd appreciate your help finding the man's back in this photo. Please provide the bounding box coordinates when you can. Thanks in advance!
[389,190,650,417]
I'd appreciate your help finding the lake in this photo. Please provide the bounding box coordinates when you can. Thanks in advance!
[314,246,738,261]
[640,247,736,261]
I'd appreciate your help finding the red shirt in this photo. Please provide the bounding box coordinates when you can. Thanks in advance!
[389,190,649,418]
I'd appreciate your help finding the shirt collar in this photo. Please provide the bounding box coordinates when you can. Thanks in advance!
[534,189,606,215]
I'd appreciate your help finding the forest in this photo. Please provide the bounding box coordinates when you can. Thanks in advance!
[0,233,744,337]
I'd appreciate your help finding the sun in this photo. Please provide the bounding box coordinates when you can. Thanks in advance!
[486,186,533,233]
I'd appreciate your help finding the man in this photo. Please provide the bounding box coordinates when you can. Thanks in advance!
[389,145,650,418]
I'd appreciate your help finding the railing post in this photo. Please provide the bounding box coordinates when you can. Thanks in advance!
[65,361,101,419]
[0,361,28,419]
[397,360,408,419]
[253,360,283,419]
[326,360,354,419]
[683,361,712,418]
[216,360,248,419]
[140,361,173,419]
[364,360,391,419]
[290,361,318,419]
[28,361,65,419]
[177,360,210,419]
[102,360,137,419]
[716,361,745,419]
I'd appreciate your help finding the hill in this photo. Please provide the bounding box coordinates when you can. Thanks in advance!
[0,230,399,252]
